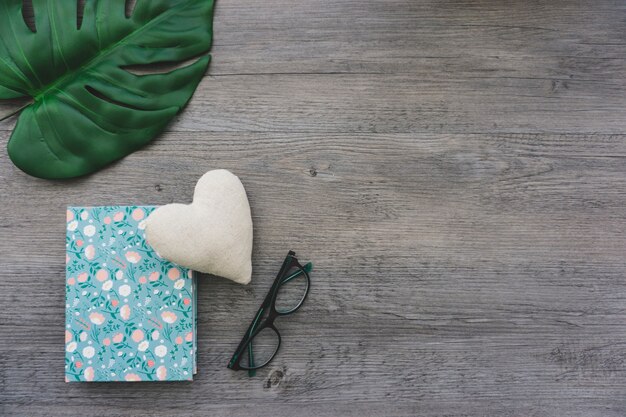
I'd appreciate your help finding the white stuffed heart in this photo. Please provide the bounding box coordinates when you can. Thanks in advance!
[145,170,253,284]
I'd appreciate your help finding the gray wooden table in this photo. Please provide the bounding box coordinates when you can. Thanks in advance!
[1,0,626,416]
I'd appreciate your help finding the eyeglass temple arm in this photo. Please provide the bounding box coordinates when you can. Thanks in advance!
[228,304,264,369]
[248,338,256,377]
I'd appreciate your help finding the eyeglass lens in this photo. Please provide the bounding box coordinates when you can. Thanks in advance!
[275,265,309,314]
[241,326,280,369]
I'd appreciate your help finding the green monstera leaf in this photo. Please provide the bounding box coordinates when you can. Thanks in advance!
[0,0,214,179]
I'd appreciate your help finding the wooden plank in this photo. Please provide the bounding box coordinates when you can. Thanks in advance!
[210,0,626,74]
[2,71,624,134]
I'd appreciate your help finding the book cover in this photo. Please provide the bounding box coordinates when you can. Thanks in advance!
[65,206,196,382]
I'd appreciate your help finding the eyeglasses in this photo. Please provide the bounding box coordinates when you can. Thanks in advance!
[228,251,312,376]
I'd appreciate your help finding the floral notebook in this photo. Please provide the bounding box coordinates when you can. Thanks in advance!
[65,206,196,382]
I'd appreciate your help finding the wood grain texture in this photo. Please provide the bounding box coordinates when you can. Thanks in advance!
[1,1,626,416]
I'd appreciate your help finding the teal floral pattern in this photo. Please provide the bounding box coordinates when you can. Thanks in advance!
[65,206,196,382]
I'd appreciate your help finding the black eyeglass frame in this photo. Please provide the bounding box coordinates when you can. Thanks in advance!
[227,251,311,372]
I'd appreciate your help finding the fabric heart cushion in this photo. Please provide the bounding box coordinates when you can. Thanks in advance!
[145,170,253,284]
